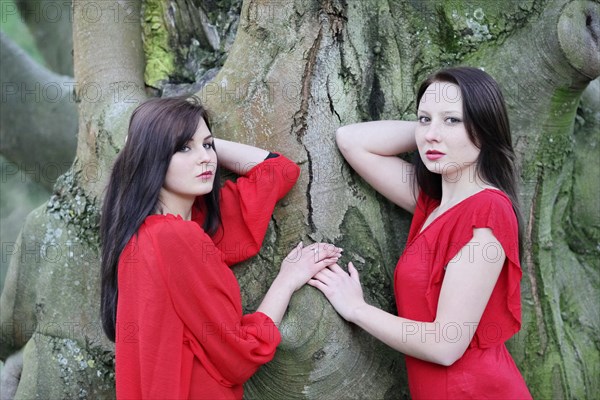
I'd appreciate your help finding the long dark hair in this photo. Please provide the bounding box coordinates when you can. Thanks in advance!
[413,67,523,250]
[100,96,221,342]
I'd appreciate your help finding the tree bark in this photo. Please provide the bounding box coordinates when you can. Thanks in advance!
[1,1,146,397]
[457,2,600,397]
[0,0,598,398]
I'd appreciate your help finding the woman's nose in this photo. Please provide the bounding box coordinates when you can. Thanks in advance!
[196,148,211,164]
[424,123,441,142]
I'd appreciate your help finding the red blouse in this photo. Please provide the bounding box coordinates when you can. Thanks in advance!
[115,155,300,399]
[394,189,531,399]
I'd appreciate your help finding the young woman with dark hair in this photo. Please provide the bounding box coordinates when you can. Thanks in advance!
[100,96,341,399]
[309,67,532,399]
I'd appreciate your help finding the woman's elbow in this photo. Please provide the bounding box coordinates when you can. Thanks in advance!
[436,354,460,367]
[430,344,468,367]
[335,126,350,153]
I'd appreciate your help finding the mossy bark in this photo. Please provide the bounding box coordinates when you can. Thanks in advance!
[1,1,147,397]
[200,1,599,398]
[0,0,598,398]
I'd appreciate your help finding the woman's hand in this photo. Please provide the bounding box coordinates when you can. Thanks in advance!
[258,242,341,326]
[308,262,366,322]
[275,242,342,293]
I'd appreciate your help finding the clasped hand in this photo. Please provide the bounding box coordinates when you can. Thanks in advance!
[277,242,342,293]
[308,262,366,323]
[277,243,366,322]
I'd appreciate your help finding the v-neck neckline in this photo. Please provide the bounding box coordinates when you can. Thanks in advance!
[416,188,501,237]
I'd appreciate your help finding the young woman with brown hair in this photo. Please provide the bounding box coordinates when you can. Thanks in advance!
[100,97,341,399]
[310,67,531,399]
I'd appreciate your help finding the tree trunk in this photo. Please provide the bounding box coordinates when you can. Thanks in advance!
[0,0,598,398]
[14,0,74,76]
[0,32,78,191]
[1,1,146,398]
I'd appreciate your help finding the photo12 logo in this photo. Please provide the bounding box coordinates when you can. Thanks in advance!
[1,240,100,265]
[1,161,102,185]
[1,1,139,25]
[1,81,141,105]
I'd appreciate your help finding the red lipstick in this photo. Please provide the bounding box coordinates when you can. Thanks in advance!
[197,171,213,179]
[425,150,445,161]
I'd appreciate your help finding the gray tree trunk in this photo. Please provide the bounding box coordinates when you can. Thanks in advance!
[14,0,74,76]
[0,32,77,191]
[1,0,598,399]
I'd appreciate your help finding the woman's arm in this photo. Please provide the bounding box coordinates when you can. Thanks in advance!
[309,228,505,366]
[257,242,342,325]
[336,121,418,212]
[214,138,270,175]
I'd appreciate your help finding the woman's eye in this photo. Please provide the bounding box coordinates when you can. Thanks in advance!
[203,142,214,150]
[418,116,430,123]
[178,144,191,152]
[446,117,461,124]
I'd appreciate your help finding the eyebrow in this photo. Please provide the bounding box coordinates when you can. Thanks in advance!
[417,110,462,115]
[189,134,214,141]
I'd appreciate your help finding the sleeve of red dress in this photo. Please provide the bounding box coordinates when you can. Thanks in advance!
[152,220,282,387]
[470,192,522,348]
[197,154,300,266]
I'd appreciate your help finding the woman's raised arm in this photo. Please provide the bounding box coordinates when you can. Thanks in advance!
[214,138,270,175]
[336,121,418,213]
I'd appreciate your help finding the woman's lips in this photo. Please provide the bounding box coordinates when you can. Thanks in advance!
[425,150,445,161]
[197,171,213,178]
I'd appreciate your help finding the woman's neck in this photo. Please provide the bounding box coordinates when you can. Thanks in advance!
[438,165,494,208]
[157,192,194,221]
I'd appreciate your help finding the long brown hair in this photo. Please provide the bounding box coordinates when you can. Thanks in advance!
[413,67,523,251]
[100,97,221,342]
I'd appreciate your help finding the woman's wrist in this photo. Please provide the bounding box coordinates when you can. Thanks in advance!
[271,274,297,297]
[258,275,295,326]
[348,301,370,325]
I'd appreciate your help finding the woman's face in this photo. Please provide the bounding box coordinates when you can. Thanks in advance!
[415,82,480,182]
[161,118,217,206]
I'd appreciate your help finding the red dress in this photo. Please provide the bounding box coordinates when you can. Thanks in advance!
[394,189,532,399]
[116,155,300,399]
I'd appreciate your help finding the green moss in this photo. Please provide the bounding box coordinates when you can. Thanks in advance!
[518,82,600,398]
[441,0,539,38]
[412,0,543,66]
[142,0,175,88]
[566,99,600,261]
[535,88,579,172]
[435,4,462,55]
